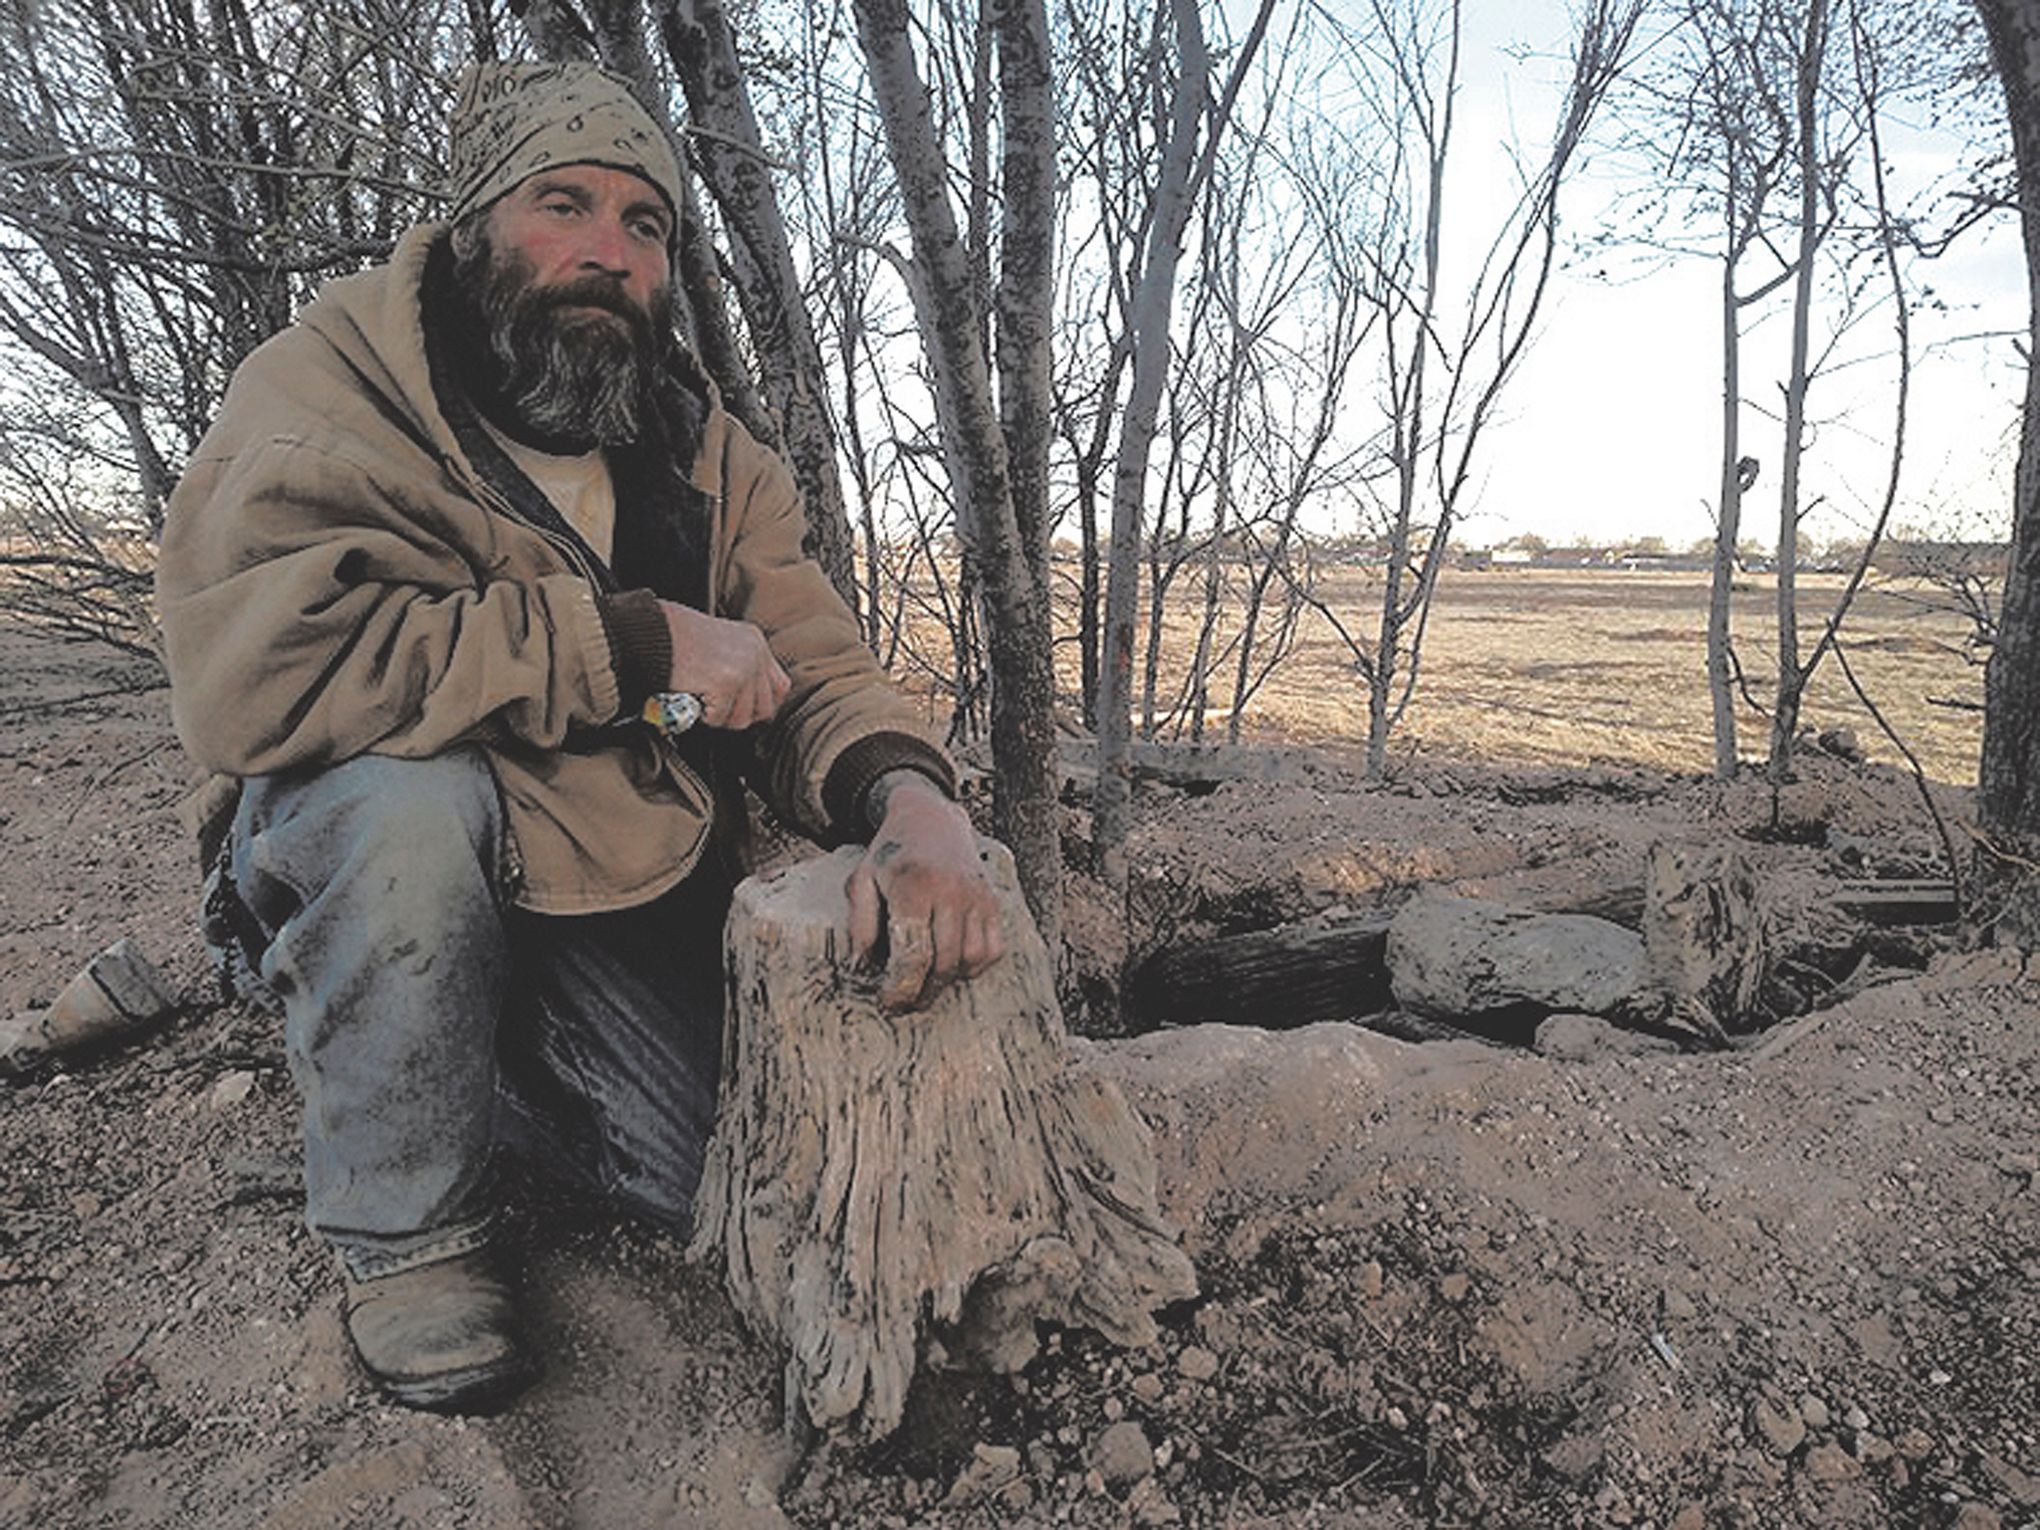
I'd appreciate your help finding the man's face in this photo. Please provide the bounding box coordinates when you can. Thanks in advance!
[455,163,676,447]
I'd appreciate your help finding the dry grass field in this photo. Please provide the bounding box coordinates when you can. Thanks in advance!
[1036,565,1990,785]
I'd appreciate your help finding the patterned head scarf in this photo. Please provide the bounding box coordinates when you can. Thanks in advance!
[446,61,683,233]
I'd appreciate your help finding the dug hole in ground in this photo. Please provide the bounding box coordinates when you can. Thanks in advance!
[1,624,2034,1530]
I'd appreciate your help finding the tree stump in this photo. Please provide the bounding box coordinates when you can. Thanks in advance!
[688,842,1197,1441]
[1641,841,1771,1040]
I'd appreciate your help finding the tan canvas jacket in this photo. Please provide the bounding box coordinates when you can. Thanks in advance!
[157,223,949,913]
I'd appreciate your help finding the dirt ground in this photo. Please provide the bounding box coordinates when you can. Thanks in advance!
[2,622,2036,1530]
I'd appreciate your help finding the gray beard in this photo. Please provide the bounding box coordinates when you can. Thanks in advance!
[454,233,664,449]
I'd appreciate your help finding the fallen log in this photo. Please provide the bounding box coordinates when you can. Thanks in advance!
[689,843,1197,1442]
[1123,909,1395,1029]
[1831,879,1957,925]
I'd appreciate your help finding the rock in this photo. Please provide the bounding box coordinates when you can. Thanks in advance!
[946,1443,1022,1505]
[1176,1346,1219,1382]
[1536,1014,1677,1061]
[1387,892,1645,1017]
[1131,1373,1164,1404]
[1796,1393,1830,1430]
[1091,1422,1154,1492]
[209,1070,256,1110]
[1982,1452,2040,1508]
[1896,1429,1935,1461]
[1661,1288,1699,1321]
[1128,1477,1180,1527]
[1842,1403,1870,1432]
[1359,1260,1384,1300]
[1668,1505,1706,1530]
[1439,1272,1471,1304]
[1,938,180,1076]
[1750,1396,1806,1457]
[1814,727,1865,762]
[1951,1506,2002,1530]
[1800,1443,1861,1482]
[1541,1434,1605,1482]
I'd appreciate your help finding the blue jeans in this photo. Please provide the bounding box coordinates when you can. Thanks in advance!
[228,749,727,1280]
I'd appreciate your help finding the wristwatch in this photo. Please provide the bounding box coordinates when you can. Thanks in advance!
[641,691,703,736]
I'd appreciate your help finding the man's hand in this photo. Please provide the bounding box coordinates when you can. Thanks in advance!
[659,600,791,730]
[846,774,1006,1011]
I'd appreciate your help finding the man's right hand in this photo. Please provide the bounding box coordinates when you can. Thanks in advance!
[659,600,792,730]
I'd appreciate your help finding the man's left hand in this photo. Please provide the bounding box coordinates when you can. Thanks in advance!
[845,776,1006,1012]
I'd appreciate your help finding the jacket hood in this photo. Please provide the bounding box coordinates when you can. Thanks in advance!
[296,223,465,470]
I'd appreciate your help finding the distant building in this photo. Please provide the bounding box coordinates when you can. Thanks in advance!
[1533,546,1611,568]
[1871,540,2010,578]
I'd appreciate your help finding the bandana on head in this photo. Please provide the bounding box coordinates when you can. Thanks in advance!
[446,61,683,232]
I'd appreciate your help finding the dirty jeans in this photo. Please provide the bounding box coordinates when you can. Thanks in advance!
[228,748,727,1280]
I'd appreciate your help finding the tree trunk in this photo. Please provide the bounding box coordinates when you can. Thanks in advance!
[661,0,862,611]
[994,0,1057,597]
[1708,234,1744,779]
[1765,0,1830,784]
[1366,6,1457,782]
[1094,0,1208,892]
[1972,0,2040,947]
[689,845,1197,1441]
[852,0,1062,946]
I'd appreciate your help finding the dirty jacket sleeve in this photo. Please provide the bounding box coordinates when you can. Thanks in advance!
[158,394,620,778]
[710,420,953,841]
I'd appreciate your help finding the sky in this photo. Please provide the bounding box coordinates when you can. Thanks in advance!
[1414,1,2026,553]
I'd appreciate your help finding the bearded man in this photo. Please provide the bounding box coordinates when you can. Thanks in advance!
[155,62,1003,1414]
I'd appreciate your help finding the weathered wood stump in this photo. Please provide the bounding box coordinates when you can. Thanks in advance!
[1641,841,1771,1041]
[688,842,1197,1441]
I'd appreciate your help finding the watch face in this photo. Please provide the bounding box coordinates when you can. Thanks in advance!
[645,691,703,735]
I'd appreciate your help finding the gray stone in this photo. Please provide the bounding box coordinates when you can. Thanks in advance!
[209,1070,256,1110]
[1387,892,1645,1018]
[1796,1393,1831,1430]
[1176,1346,1219,1382]
[1090,1422,1154,1492]
[1536,1014,1679,1061]
[1750,1396,1806,1457]
[1800,1443,1860,1482]
[946,1443,1022,1505]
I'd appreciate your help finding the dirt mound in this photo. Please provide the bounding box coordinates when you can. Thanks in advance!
[3,626,2034,1529]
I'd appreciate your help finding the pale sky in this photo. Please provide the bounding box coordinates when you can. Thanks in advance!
[1424,2,2025,553]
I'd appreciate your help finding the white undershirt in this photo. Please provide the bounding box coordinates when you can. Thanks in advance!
[481,418,617,565]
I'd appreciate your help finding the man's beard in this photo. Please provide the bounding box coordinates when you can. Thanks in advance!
[451,230,667,450]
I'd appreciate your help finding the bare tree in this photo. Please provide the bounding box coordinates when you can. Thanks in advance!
[0,0,461,654]
[659,0,863,610]
[1622,0,1799,777]
[1091,0,1278,892]
[848,0,1063,944]
[1322,0,1644,780]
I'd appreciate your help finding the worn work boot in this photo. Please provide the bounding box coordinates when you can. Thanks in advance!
[342,1250,535,1413]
